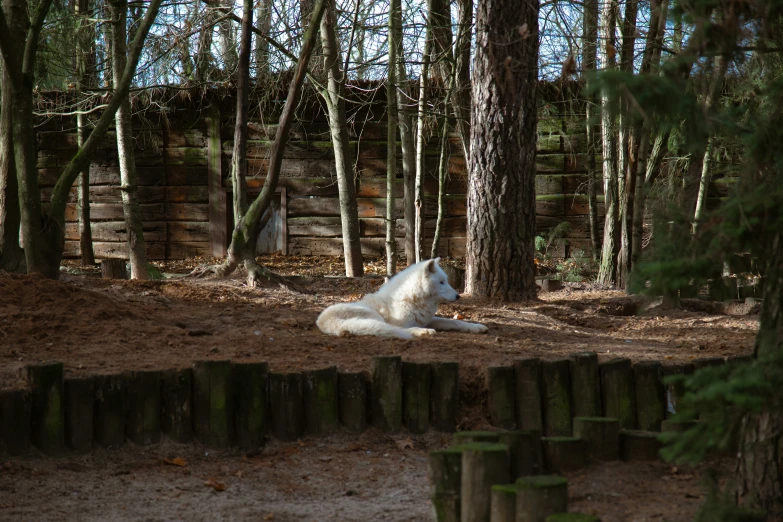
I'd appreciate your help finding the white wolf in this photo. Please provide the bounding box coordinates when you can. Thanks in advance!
[316,258,489,340]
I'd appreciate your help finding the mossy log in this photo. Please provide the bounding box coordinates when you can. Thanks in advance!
[125,370,162,446]
[193,360,234,448]
[268,372,304,441]
[499,430,543,478]
[599,358,635,429]
[542,437,586,473]
[660,364,692,419]
[161,368,193,443]
[542,359,573,436]
[514,358,543,431]
[569,352,601,417]
[338,371,367,433]
[303,366,338,436]
[633,362,665,431]
[490,484,517,522]
[486,365,516,429]
[573,417,619,461]
[620,429,662,461]
[26,362,65,455]
[0,389,31,456]
[545,514,602,522]
[371,356,402,432]
[430,362,459,432]
[93,374,126,448]
[402,362,431,434]
[453,431,501,444]
[461,443,511,522]
[516,475,569,522]
[64,377,94,452]
[429,447,464,522]
[233,362,269,449]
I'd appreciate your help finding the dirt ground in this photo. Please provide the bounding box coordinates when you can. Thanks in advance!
[0,254,758,520]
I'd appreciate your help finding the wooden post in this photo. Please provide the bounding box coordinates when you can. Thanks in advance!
[233,362,269,449]
[125,370,161,445]
[101,259,128,279]
[26,362,65,455]
[431,362,459,432]
[499,430,542,478]
[490,484,517,522]
[0,389,31,456]
[573,417,620,461]
[486,365,516,429]
[268,372,304,441]
[599,358,635,428]
[515,476,569,522]
[207,105,228,257]
[429,447,464,522]
[454,431,501,444]
[514,358,543,431]
[569,352,600,417]
[541,359,572,436]
[64,377,94,452]
[94,374,126,448]
[660,364,692,419]
[338,371,367,433]
[371,356,402,432]
[620,429,662,461]
[193,360,234,448]
[303,366,339,436]
[461,443,510,522]
[541,437,586,473]
[402,362,431,433]
[161,368,193,443]
[633,362,666,431]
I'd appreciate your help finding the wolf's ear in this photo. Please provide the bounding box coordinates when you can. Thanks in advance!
[426,259,437,273]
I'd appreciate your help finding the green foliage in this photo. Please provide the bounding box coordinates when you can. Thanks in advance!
[147,263,164,280]
[535,221,572,260]
[556,249,595,282]
[694,471,768,522]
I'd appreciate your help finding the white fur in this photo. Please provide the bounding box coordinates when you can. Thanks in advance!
[316,258,489,340]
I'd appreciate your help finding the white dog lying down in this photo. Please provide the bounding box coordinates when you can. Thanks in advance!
[316,258,489,340]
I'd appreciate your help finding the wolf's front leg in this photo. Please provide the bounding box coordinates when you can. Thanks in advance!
[427,316,489,334]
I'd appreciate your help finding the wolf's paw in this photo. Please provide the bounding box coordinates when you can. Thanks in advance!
[468,323,489,334]
[410,327,437,338]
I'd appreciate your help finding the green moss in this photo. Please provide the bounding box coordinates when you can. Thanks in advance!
[536,194,566,202]
[45,389,62,443]
[459,442,509,453]
[491,484,518,495]
[516,475,568,489]
[453,430,501,444]
[542,436,581,443]
[545,513,601,522]
[574,416,619,423]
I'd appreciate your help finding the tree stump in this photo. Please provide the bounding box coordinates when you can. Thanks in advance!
[193,360,234,448]
[542,437,587,473]
[431,362,459,432]
[371,356,402,432]
[514,358,543,431]
[453,431,501,445]
[633,362,666,431]
[490,484,517,522]
[94,374,126,448]
[26,362,65,455]
[303,366,338,436]
[599,358,635,428]
[573,417,620,461]
[268,372,304,441]
[499,430,542,478]
[569,352,601,417]
[101,258,128,279]
[429,447,464,522]
[620,430,662,461]
[125,370,161,446]
[161,368,193,443]
[64,377,94,452]
[515,475,569,522]
[461,443,511,522]
[0,389,31,456]
[487,365,516,429]
[542,359,572,436]
[338,371,367,433]
[660,364,692,419]
[402,362,431,434]
[233,362,268,450]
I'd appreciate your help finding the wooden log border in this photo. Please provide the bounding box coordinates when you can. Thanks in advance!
[0,354,731,459]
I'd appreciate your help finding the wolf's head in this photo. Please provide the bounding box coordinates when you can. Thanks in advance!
[422,258,460,302]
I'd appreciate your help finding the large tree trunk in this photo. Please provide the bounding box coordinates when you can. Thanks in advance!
[385,0,400,275]
[75,0,96,265]
[582,0,600,260]
[320,0,363,276]
[230,0,253,225]
[596,0,619,287]
[110,0,149,280]
[413,0,433,264]
[465,0,538,301]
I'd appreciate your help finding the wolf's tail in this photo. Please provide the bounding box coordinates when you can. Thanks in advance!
[316,303,415,340]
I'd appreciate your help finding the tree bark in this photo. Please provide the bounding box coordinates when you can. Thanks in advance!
[253,0,272,77]
[431,68,457,260]
[453,0,472,161]
[320,0,363,276]
[195,4,217,82]
[465,0,538,301]
[386,0,400,275]
[582,0,599,260]
[395,40,416,266]
[413,0,433,264]
[75,0,95,265]
[230,0,253,225]
[110,0,148,280]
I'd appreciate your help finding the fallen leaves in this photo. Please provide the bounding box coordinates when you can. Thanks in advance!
[204,478,226,492]
[163,457,187,467]
[395,438,414,451]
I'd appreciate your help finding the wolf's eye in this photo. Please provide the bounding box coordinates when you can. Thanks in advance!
[440,281,445,284]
